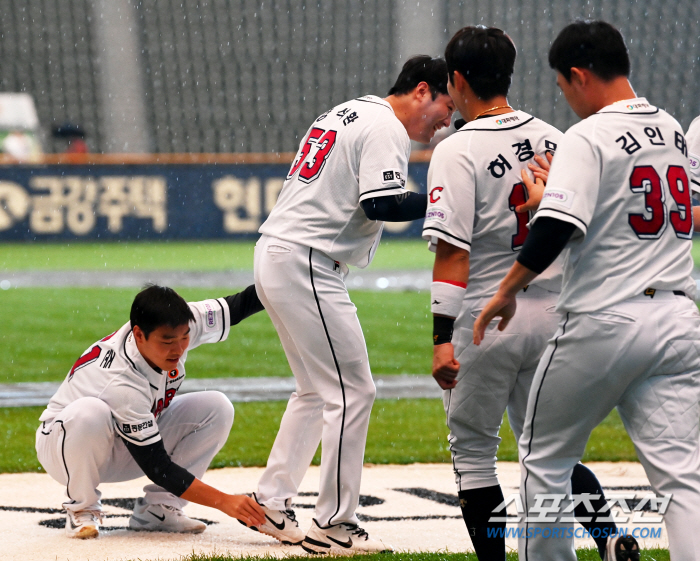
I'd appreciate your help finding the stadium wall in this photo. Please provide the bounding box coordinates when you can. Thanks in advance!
[0,154,431,241]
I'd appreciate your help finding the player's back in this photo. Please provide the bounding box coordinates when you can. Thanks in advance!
[260,96,410,268]
[536,99,696,313]
[423,111,563,300]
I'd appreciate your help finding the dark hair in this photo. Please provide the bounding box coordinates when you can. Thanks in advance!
[130,284,195,338]
[444,26,516,100]
[388,55,448,99]
[549,20,630,82]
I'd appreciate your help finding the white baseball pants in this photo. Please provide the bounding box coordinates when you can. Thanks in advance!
[518,292,700,561]
[36,391,233,513]
[254,234,376,527]
[446,285,560,490]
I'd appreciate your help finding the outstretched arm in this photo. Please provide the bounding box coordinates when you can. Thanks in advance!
[473,216,575,344]
[225,284,265,325]
[123,438,265,526]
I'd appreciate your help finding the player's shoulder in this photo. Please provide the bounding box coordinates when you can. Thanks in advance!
[687,114,700,137]
[526,114,563,138]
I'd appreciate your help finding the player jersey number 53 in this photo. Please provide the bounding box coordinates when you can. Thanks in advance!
[287,127,338,183]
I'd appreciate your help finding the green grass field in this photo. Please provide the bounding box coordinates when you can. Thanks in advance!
[0,239,435,271]
[0,288,431,383]
[1,398,637,474]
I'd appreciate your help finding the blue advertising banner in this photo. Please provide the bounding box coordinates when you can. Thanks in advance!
[0,163,430,241]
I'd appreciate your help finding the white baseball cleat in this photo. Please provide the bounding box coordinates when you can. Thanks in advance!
[65,509,101,539]
[605,535,640,561]
[129,497,206,533]
[239,493,304,545]
[301,518,393,555]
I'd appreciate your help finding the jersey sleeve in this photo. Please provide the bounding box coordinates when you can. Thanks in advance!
[101,376,161,446]
[531,126,601,235]
[685,116,700,192]
[422,137,476,252]
[358,116,410,202]
[186,297,231,350]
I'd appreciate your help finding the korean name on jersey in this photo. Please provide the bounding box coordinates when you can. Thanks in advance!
[423,111,564,300]
[533,98,696,313]
[259,95,410,268]
[39,299,232,446]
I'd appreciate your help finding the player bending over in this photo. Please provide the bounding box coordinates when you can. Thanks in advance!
[474,20,700,561]
[424,26,620,561]
[245,56,454,554]
[36,284,266,538]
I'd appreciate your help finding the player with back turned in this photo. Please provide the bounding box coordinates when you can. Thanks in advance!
[244,57,454,553]
[423,26,618,561]
[474,20,700,561]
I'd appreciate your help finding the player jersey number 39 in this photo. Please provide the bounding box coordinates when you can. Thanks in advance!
[287,127,338,183]
[628,164,692,239]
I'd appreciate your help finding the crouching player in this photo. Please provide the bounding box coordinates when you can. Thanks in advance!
[36,284,266,538]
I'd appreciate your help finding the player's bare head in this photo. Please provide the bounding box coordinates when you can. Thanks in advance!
[444,26,516,100]
[549,20,630,83]
[130,284,195,339]
[388,55,448,100]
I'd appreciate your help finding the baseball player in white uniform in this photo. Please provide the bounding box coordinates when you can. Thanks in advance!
[474,21,700,561]
[684,116,700,229]
[36,284,266,538]
[245,56,454,553]
[425,26,617,561]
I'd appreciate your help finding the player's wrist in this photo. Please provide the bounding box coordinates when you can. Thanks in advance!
[431,280,466,317]
[433,315,456,345]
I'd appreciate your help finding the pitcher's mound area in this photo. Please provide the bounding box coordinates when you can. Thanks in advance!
[0,462,666,561]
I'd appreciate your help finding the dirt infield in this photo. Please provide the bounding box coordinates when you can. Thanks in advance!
[0,462,666,561]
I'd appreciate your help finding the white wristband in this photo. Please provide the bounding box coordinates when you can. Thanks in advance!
[431,281,466,318]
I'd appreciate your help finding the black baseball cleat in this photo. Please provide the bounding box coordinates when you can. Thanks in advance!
[605,535,641,561]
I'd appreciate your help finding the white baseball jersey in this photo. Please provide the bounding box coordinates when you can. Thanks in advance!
[533,98,696,313]
[259,95,410,268]
[39,298,232,446]
[685,115,700,192]
[422,111,563,299]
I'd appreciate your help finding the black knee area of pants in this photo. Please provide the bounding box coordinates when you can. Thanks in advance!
[458,485,506,561]
[572,463,616,559]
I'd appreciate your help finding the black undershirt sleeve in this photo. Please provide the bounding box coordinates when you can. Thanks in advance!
[361,192,428,222]
[224,284,264,326]
[516,216,577,274]
[122,438,195,497]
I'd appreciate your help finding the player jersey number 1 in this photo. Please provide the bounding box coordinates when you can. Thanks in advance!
[628,164,692,239]
[287,127,338,183]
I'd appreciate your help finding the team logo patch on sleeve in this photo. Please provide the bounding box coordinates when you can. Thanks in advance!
[381,169,405,186]
[122,420,154,435]
[542,189,575,209]
[203,303,218,332]
[426,207,449,224]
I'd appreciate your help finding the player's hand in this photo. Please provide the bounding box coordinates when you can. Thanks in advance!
[516,153,554,213]
[223,494,266,527]
[472,291,517,345]
[433,343,460,389]
[528,152,553,182]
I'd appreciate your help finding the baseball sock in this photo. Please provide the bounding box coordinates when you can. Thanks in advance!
[458,485,506,561]
[571,463,616,559]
